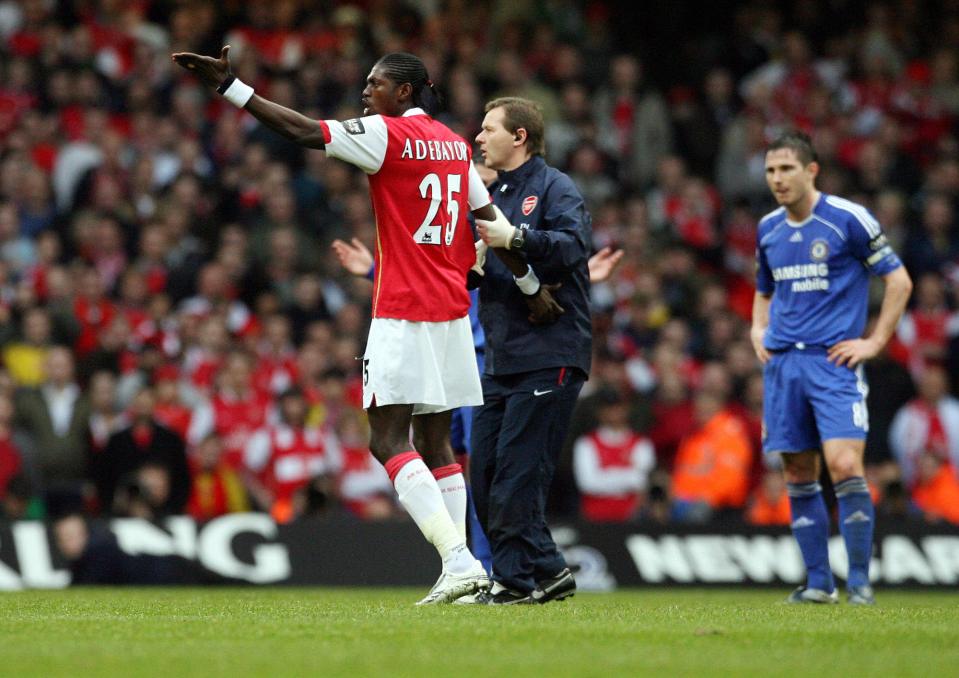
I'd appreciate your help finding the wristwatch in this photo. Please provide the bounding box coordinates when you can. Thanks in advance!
[510,227,526,251]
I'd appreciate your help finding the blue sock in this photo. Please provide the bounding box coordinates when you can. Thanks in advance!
[787,482,834,592]
[835,476,874,589]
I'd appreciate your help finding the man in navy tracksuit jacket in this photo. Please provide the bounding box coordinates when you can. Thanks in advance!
[471,97,592,604]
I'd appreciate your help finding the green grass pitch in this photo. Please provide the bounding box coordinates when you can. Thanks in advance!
[1,588,957,677]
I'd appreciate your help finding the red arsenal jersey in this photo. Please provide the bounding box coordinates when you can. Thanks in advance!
[319,108,490,321]
[189,391,272,470]
[573,428,656,522]
[245,424,342,503]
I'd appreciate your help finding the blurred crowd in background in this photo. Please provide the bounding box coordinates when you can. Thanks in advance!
[2,0,959,530]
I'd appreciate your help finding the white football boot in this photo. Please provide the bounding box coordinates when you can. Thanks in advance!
[416,560,490,605]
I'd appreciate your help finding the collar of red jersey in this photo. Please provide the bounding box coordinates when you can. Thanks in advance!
[402,107,426,117]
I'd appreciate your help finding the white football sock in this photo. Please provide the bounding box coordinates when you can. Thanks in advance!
[392,457,473,572]
[434,468,467,542]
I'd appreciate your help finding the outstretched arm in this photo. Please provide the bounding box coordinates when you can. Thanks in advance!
[172,46,327,149]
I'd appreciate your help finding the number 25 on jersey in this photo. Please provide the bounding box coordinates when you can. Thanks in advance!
[413,172,461,246]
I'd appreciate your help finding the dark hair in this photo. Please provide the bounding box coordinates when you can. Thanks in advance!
[484,97,546,157]
[594,387,623,408]
[767,130,818,165]
[5,474,32,501]
[321,366,347,381]
[375,52,443,115]
[278,385,304,401]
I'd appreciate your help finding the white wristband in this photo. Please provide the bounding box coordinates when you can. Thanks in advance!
[222,78,254,108]
[514,266,541,296]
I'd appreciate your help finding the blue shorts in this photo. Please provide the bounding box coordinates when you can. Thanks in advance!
[762,347,868,454]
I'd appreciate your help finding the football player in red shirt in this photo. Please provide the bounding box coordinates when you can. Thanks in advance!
[172,47,560,603]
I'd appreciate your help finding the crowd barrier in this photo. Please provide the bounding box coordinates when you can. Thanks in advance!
[2,515,958,590]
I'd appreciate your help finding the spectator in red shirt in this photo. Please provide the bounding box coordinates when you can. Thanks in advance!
[132,222,171,296]
[593,54,674,188]
[151,364,192,440]
[889,365,959,486]
[87,215,128,293]
[895,272,959,379]
[117,268,154,347]
[648,372,694,471]
[73,266,117,358]
[244,387,342,521]
[573,389,656,522]
[335,408,395,520]
[181,315,229,395]
[78,314,139,384]
[21,230,62,305]
[178,262,254,338]
[0,393,24,502]
[187,349,273,470]
[187,433,250,521]
[253,313,299,396]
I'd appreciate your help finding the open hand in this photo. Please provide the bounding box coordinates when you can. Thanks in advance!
[172,45,233,89]
[588,246,624,283]
[331,237,374,277]
[525,283,564,325]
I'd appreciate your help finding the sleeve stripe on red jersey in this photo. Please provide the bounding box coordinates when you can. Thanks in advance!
[317,120,332,145]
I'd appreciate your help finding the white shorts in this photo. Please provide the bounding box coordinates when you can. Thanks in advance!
[362,316,483,415]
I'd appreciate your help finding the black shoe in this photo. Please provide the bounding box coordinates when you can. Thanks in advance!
[487,588,533,605]
[530,568,576,604]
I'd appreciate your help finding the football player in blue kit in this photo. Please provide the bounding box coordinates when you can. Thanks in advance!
[751,131,913,605]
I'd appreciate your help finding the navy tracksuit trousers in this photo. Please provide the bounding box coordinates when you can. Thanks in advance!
[470,366,585,594]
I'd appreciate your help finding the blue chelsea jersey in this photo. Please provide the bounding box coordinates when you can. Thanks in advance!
[756,193,903,349]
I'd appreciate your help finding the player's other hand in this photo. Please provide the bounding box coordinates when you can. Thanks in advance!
[588,246,624,283]
[475,205,516,249]
[331,237,374,277]
[828,337,880,368]
[750,325,770,364]
[172,45,232,88]
[526,283,564,325]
